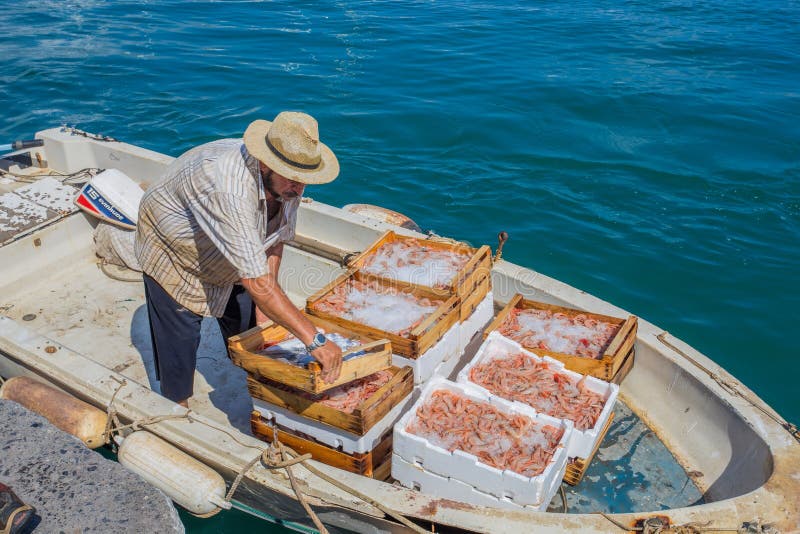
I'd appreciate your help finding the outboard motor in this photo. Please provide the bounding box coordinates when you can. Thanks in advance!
[74,168,143,272]
[74,168,143,230]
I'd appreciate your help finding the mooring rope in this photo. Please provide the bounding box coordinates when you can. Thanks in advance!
[101,377,429,534]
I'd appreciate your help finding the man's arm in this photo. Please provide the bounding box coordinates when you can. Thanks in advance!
[241,259,343,384]
[254,242,284,325]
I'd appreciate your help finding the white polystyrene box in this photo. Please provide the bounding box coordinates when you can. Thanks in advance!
[392,376,571,507]
[392,320,460,385]
[457,331,619,459]
[253,390,415,455]
[458,291,494,352]
[391,454,554,512]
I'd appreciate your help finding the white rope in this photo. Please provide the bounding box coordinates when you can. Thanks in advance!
[100,377,427,533]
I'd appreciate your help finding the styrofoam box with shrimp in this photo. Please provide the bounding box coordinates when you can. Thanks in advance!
[391,454,557,512]
[252,390,416,455]
[457,331,619,459]
[458,291,494,353]
[392,321,460,385]
[392,376,571,507]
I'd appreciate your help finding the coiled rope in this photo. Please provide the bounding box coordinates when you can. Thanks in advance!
[97,260,142,283]
[102,378,428,534]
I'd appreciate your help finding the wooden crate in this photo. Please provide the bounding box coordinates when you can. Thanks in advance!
[346,230,493,321]
[305,270,461,359]
[246,366,414,435]
[250,411,393,480]
[563,412,615,486]
[228,314,392,394]
[484,294,638,382]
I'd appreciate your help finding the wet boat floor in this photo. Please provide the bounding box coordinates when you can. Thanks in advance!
[547,400,705,513]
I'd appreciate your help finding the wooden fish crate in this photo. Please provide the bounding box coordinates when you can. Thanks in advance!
[250,411,393,480]
[227,314,392,394]
[563,412,615,486]
[305,270,461,359]
[484,294,638,382]
[346,230,493,321]
[246,366,414,435]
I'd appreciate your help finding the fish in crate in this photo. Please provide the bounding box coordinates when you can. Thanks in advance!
[256,331,366,367]
[226,315,393,394]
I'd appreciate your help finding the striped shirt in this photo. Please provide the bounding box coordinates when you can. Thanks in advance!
[134,139,300,317]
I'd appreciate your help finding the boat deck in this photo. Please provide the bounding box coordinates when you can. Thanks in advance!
[0,237,704,514]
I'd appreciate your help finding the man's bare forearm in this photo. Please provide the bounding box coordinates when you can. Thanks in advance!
[266,242,283,274]
[241,274,317,345]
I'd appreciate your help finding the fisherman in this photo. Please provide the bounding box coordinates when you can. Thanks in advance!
[134,112,343,407]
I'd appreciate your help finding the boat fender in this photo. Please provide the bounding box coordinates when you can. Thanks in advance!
[0,376,108,449]
[342,204,421,232]
[116,431,231,517]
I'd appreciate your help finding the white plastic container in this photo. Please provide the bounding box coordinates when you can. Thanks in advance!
[117,431,230,516]
[393,377,571,507]
[392,321,460,385]
[253,390,417,454]
[458,291,494,352]
[391,454,555,512]
[457,331,619,459]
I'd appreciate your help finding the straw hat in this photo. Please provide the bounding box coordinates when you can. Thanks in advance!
[244,112,339,184]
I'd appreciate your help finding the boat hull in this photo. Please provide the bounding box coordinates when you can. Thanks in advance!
[0,128,796,533]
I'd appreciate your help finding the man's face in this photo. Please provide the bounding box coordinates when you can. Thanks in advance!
[261,164,305,201]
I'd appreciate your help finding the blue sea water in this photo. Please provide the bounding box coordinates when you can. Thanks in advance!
[1,1,798,531]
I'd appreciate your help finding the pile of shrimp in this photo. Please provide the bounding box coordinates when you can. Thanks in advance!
[360,239,472,289]
[266,369,395,414]
[313,279,441,336]
[498,308,620,359]
[406,389,564,478]
[469,348,605,430]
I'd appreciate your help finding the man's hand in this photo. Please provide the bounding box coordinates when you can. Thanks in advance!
[311,340,343,384]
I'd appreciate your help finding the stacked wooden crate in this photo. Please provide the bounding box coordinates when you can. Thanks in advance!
[228,315,413,480]
[484,294,638,384]
[322,230,494,384]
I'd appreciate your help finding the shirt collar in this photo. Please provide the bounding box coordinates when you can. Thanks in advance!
[241,143,267,204]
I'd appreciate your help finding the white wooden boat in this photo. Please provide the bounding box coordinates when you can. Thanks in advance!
[0,128,797,533]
